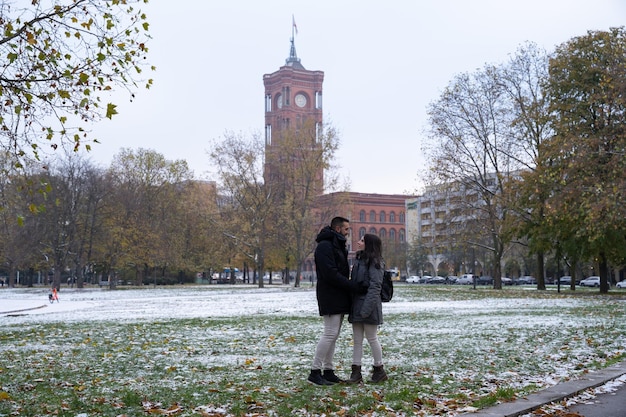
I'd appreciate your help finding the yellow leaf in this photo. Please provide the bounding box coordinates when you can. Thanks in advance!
[26,31,36,45]
[372,390,384,401]
[106,103,118,119]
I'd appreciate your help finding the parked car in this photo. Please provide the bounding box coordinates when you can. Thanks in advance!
[617,280,626,289]
[476,276,493,285]
[447,276,459,284]
[558,276,572,285]
[429,276,446,284]
[419,275,433,284]
[579,276,600,287]
[515,276,536,285]
[406,275,420,283]
[263,273,282,282]
[501,277,513,285]
[456,274,474,285]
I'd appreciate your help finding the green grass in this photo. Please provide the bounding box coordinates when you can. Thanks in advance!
[1,285,625,416]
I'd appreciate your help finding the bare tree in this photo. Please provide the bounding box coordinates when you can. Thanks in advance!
[498,42,553,289]
[209,131,276,288]
[425,65,518,289]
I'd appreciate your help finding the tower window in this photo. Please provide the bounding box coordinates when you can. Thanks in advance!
[265,94,272,112]
[315,91,323,109]
[265,125,272,145]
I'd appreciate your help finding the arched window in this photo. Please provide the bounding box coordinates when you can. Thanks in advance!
[389,229,396,241]
[390,212,396,223]
[359,210,366,222]
[399,212,405,223]
[369,210,376,222]
[369,227,377,234]
[399,229,405,242]
[359,227,366,239]
[379,228,387,239]
[379,211,386,223]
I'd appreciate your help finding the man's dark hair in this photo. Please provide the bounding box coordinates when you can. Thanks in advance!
[330,216,349,229]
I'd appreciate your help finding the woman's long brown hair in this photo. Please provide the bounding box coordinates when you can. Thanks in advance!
[363,233,382,269]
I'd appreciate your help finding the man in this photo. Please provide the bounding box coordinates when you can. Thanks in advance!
[308,216,354,385]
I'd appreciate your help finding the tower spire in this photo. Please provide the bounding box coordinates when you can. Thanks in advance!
[285,15,304,69]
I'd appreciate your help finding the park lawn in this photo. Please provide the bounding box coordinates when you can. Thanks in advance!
[0,285,625,416]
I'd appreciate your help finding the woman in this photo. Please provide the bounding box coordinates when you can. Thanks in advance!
[347,233,388,383]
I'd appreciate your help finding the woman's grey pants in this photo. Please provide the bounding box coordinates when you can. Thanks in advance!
[352,322,383,367]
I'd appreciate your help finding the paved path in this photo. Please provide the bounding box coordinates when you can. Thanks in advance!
[460,361,626,417]
[565,381,626,417]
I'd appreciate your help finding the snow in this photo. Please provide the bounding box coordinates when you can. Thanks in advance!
[0,285,591,323]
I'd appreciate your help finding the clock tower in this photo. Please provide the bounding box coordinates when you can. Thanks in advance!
[263,33,324,195]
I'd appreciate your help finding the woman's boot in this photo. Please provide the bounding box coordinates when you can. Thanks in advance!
[347,365,362,384]
[371,365,388,383]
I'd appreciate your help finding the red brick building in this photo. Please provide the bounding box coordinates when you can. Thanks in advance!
[301,192,410,277]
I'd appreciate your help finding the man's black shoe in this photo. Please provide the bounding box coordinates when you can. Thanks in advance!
[322,369,344,384]
[307,369,333,386]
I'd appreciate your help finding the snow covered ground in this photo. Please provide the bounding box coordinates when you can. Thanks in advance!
[0,284,597,323]
[1,285,625,416]
[1,286,318,320]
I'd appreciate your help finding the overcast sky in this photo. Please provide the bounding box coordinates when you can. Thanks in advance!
[89,0,626,195]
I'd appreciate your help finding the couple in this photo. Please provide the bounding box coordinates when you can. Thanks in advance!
[308,216,388,386]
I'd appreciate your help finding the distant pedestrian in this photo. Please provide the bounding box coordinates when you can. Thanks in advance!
[307,216,355,386]
[347,233,388,383]
[51,287,59,303]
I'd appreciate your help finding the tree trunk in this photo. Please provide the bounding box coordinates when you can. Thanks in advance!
[8,267,16,288]
[536,251,546,290]
[570,258,578,290]
[53,268,62,291]
[295,264,303,288]
[599,253,610,294]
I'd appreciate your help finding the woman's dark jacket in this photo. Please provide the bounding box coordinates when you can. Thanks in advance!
[313,226,353,316]
[348,251,383,325]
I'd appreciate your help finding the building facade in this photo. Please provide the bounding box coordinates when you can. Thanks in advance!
[300,192,410,277]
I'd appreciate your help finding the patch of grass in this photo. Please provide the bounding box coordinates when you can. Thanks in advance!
[471,386,517,408]
[1,286,626,415]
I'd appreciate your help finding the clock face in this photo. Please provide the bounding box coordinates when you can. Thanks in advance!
[295,93,307,108]
[276,94,282,109]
